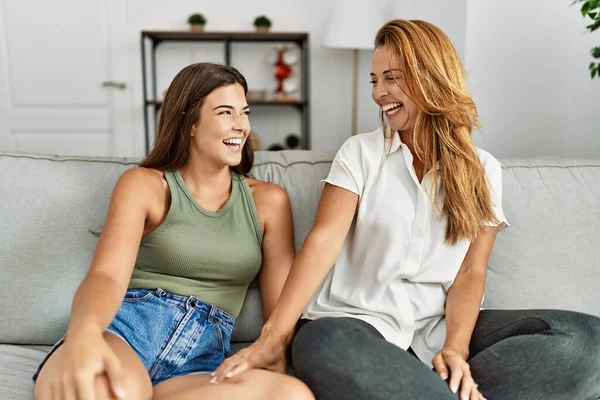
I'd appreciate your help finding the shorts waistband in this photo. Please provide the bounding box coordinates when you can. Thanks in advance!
[144,288,235,330]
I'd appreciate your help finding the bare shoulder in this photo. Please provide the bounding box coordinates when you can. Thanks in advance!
[113,167,167,202]
[246,177,289,207]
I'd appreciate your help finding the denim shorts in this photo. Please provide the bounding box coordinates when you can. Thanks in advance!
[33,288,234,385]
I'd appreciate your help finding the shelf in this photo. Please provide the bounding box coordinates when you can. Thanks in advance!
[142,30,308,44]
[141,29,311,153]
[146,99,307,109]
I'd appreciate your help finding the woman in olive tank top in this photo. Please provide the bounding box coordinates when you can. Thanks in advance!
[33,63,314,400]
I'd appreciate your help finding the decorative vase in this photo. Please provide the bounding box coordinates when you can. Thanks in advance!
[190,24,205,32]
[256,25,270,33]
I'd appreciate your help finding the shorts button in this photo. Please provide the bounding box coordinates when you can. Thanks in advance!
[190,301,197,308]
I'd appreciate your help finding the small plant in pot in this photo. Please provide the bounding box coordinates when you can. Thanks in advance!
[187,13,206,32]
[253,15,272,33]
[285,133,300,149]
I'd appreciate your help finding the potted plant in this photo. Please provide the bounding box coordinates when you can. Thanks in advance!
[253,15,272,33]
[285,133,300,149]
[187,13,206,32]
[573,0,600,78]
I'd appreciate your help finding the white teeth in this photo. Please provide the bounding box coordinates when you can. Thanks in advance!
[223,138,242,145]
[382,102,403,111]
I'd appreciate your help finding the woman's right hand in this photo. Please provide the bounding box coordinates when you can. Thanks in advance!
[37,326,126,400]
[210,329,289,383]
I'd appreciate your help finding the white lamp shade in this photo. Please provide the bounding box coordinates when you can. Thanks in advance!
[324,0,387,50]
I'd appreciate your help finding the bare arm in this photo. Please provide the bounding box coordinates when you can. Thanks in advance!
[67,168,153,338]
[212,183,359,381]
[443,227,499,358]
[261,183,359,342]
[254,183,296,322]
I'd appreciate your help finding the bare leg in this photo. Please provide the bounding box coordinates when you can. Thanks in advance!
[34,332,153,400]
[152,370,314,400]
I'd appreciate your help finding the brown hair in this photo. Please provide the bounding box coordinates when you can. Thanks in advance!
[140,62,253,175]
[375,19,498,244]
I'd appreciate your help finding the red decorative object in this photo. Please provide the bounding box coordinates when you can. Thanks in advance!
[273,47,294,96]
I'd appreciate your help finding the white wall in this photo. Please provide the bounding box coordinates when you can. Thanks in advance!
[466,0,600,158]
[1,0,598,157]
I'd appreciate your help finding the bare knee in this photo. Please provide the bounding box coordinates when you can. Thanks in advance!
[275,376,315,400]
[95,373,152,400]
[230,370,314,400]
[249,373,314,400]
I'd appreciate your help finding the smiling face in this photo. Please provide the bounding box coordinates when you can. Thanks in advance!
[190,83,251,168]
[370,46,418,134]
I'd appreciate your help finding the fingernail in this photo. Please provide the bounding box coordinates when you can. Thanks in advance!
[462,396,468,400]
[210,376,217,384]
[440,372,448,380]
[115,388,126,399]
[225,372,233,378]
[451,386,458,393]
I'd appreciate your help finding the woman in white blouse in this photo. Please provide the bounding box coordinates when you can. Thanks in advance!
[213,19,600,400]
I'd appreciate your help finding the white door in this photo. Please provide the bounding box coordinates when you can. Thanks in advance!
[0,0,134,157]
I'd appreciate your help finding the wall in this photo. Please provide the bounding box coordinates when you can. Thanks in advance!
[465,0,600,158]
[1,0,598,157]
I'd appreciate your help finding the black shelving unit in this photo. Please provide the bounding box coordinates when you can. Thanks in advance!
[140,30,311,154]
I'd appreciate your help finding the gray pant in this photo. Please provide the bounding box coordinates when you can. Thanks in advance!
[290,309,600,400]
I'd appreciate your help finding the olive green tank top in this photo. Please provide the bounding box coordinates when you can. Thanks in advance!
[129,170,263,318]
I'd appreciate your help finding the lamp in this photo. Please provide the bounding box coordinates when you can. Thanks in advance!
[324,0,386,135]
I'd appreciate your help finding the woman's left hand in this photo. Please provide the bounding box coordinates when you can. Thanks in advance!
[432,347,485,400]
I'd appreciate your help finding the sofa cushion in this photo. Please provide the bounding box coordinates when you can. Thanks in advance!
[0,344,47,400]
[0,153,138,345]
[484,157,600,317]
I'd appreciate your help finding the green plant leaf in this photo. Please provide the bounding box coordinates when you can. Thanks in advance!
[590,12,598,19]
[592,47,600,58]
[590,62,599,79]
[586,20,600,31]
[582,1,591,16]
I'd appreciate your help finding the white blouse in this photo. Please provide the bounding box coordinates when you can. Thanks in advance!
[303,128,509,367]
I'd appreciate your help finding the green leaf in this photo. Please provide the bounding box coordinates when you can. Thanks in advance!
[590,63,599,79]
[592,47,600,58]
[582,1,591,15]
[586,20,600,31]
[589,12,598,19]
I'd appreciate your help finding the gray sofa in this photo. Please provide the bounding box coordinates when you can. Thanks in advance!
[1,150,599,399]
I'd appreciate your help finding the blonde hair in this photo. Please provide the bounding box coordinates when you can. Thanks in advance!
[375,19,497,244]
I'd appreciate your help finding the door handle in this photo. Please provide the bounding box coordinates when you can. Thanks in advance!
[102,81,127,90]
